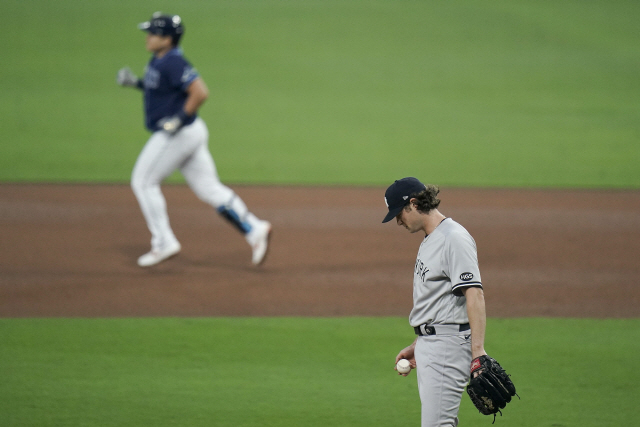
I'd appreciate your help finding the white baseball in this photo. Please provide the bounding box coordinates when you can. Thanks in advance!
[396,358,411,374]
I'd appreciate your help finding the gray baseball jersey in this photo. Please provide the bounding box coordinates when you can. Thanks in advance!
[410,218,482,327]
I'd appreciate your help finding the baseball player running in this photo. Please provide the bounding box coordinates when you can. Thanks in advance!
[116,12,271,267]
[383,178,488,427]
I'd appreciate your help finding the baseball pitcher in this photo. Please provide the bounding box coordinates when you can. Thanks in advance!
[384,178,516,426]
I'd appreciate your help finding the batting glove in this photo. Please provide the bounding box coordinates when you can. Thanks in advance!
[116,67,141,88]
[158,110,190,135]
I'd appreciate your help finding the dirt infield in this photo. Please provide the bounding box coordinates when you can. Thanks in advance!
[1,184,638,318]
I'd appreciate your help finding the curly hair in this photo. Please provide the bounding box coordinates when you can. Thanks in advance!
[406,184,441,214]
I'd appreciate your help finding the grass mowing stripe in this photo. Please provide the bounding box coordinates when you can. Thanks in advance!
[1,317,638,426]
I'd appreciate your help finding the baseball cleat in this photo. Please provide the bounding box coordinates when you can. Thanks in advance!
[137,242,181,267]
[250,221,272,266]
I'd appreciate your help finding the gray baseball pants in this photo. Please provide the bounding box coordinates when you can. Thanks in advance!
[415,326,472,427]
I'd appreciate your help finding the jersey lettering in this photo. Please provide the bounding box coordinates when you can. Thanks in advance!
[415,259,429,282]
[144,67,161,89]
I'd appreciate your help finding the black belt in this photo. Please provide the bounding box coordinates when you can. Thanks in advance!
[414,323,470,336]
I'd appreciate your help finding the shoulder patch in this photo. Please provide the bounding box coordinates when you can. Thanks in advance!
[181,66,198,83]
[460,272,474,281]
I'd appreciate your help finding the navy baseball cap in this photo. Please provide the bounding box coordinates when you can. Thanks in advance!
[382,177,426,223]
[138,12,184,38]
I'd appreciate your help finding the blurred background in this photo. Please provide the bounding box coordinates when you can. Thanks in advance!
[2,0,638,187]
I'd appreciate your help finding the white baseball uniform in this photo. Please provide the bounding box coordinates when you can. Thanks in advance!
[131,117,264,253]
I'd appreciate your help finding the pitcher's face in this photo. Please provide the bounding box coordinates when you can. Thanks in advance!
[396,204,422,233]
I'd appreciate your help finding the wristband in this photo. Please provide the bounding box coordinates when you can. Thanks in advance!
[177,109,192,121]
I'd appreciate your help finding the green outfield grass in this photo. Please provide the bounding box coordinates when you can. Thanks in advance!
[1,317,638,426]
[2,0,639,187]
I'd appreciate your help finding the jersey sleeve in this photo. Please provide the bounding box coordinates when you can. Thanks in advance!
[165,56,200,91]
[445,230,482,296]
